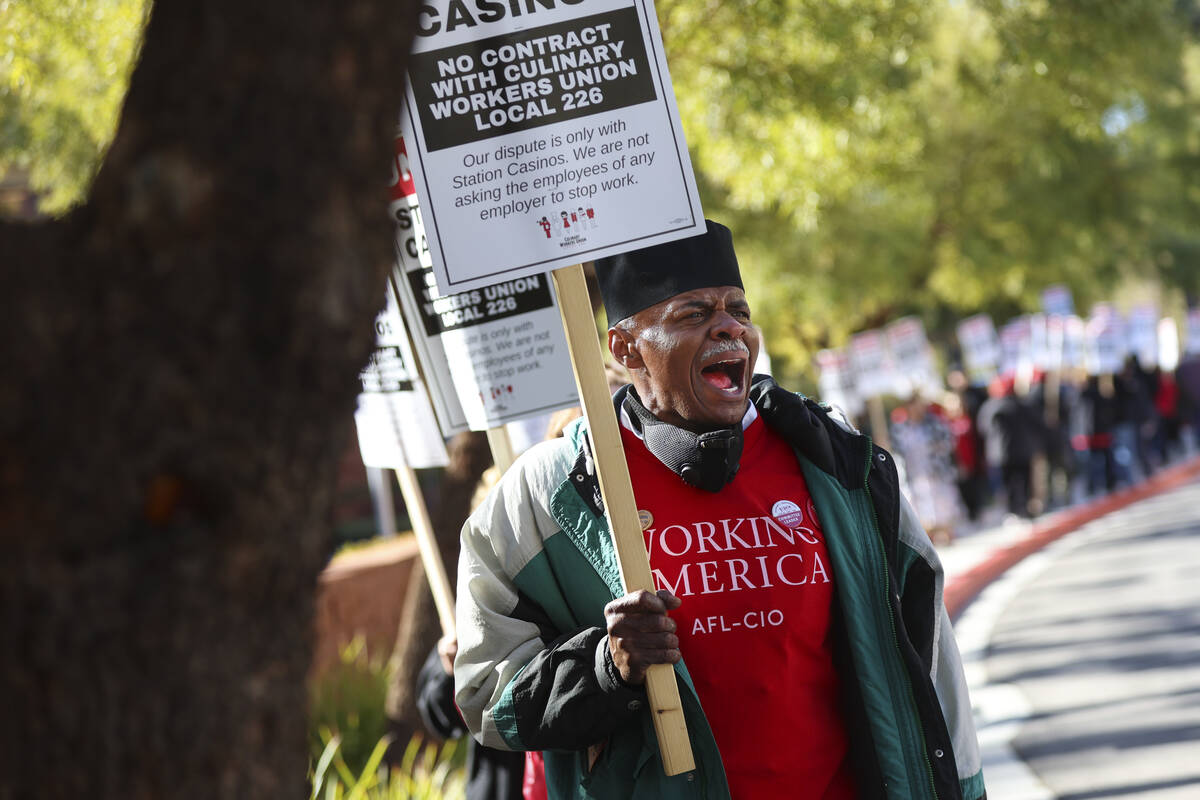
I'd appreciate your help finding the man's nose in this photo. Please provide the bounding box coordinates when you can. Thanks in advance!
[712,311,747,339]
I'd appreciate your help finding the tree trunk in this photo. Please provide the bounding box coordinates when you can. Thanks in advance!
[386,430,493,745]
[0,0,418,796]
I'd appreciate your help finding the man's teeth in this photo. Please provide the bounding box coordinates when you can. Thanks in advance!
[702,360,743,391]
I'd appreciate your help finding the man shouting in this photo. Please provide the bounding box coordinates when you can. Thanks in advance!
[453,220,986,800]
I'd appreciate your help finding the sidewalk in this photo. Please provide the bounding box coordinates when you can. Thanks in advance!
[939,455,1200,620]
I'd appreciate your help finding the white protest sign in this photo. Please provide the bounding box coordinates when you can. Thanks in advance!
[401,0,705,293]
[1027,313,1052,371]
[355,283,450,469]
[848,329,896,399]
[1126,304,1159,368]
[1085,311,1124,375]
[1043,314,1066,372]
[1062,315,1086,370]
[1185,310,1200,356]
[999,316,1032,376]
[390,135,579,432]
[956,314,1001,385]
[885,316,940,397]
[1041,284,1074,317]
[815,348,863,418]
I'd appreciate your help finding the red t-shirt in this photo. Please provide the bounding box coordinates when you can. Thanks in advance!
[621,416,856,799]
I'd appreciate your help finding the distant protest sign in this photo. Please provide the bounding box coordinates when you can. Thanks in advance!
[999,316,1032,376]
[1127,305,1159,368]
[848,329,896,399]
[390,135,579,432]
[886,316,940,397]
[401,0,705,293]
[355,284,449,469]
[956,314,1001,385]
[814,348,862,417]
[1041,284,1074,317]
[1085,311,1125,375]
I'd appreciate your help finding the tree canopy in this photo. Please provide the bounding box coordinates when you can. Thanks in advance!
[1,0,148,213]
[660,0,1200,387]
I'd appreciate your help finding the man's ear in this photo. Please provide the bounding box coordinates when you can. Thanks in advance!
[608,327,644,370]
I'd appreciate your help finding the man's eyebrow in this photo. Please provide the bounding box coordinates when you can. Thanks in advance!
[667,299,713,313]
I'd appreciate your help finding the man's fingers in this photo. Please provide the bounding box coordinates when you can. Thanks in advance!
[610,610,677,633]
[657,590,682,610]
[605,589,667,616]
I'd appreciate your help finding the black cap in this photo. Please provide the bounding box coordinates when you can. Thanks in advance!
[594,220,743,327]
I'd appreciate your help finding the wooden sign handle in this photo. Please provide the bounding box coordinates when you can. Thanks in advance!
[551,263,696,776]
[394,462,457,638]
[486,426,518,473]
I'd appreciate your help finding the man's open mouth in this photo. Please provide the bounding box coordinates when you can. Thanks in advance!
[700,359,746,393]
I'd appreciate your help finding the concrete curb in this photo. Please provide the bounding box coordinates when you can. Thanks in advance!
[944,455,1200,621]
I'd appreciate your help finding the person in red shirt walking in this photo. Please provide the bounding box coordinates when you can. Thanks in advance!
[453,221,985,800]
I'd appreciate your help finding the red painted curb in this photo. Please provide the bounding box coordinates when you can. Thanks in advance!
[944,456,1200,621]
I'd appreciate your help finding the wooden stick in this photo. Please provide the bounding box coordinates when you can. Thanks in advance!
[393,462,457,638]
[550,263,695,776]
[486,426,518,473]
[867,394,891,451]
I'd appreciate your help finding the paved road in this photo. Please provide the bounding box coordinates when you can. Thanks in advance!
[959,480,1200,799]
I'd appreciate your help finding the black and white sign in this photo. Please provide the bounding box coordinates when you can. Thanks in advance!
[886,316,940,397]
[848,329,898,399]
[390,135,579,431]
[401,0,705,293]
[814,348,862,417]
[354,284,449,469]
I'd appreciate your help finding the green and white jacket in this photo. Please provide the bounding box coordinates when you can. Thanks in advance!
[455,377,986,800]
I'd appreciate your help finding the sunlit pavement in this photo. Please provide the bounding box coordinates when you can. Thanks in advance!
[943,462,1200,799]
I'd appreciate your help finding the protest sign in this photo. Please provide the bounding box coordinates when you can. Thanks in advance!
[391,135,579,432]
[1041,284,1074,317]
[815,348,863,418]
[402,2,703,771]
[354,283,449,470]
[999,316,1032,376]
[1127,305,1159,368]
[886,316,940,397]
[1027,313,1051,371]
[1061,315,1086,370]
[401,0,705,293]
[956,314,1001,385]
[1085,311,1125,375]
[1043,314,1066,372]
[848,329,896,399]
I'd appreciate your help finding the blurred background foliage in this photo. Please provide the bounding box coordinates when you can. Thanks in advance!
[661,0,1200,388]
[1,0,148,213]
[4,0,1199,387]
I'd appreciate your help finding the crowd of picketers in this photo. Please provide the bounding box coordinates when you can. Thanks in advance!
[874,352,1200,543]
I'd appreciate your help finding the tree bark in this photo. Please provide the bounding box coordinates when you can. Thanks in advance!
[0,0,418,796]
